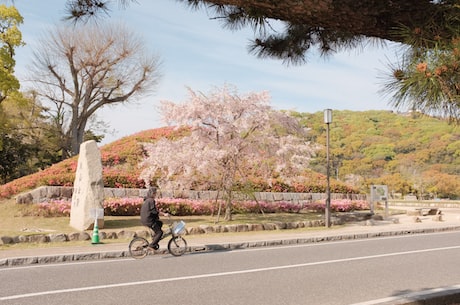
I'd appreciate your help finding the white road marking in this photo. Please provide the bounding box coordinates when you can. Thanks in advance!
[349,284,460,305]
[2,245,460,301]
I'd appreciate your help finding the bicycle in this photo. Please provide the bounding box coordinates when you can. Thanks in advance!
[128,218,187,258]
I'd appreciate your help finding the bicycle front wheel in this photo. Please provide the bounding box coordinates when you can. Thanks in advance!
[129,237,149,259]
[167,236,187,256]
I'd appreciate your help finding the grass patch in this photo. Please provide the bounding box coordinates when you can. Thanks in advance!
[0,198,324,237]
[1,198,407,250]
[0,199,74,236]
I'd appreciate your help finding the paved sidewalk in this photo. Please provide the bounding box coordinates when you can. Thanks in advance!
[2,208,460,267]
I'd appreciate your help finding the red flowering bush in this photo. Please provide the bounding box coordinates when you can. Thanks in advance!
[103,169,145,188]
[156,198,216,215]
[0,128,180,199]
[104,197,143,216]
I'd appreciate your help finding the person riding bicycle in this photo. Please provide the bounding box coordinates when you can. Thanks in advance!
[140,187,168,250]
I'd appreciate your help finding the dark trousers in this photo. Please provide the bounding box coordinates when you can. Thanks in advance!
[150,220,164,246]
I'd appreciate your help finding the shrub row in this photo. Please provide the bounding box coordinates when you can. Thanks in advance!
[27,198,370,217]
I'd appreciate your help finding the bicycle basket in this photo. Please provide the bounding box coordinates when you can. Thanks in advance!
[172,220,186,235]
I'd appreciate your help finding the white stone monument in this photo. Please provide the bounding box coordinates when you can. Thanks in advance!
[70,140,105,231]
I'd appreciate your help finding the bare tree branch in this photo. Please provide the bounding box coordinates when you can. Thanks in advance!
[27,22,161,157]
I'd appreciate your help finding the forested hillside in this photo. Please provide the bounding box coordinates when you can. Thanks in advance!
[301,110,459,199]
[1,110,458,200]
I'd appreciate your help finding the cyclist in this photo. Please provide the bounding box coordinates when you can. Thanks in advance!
[140,187,168,250]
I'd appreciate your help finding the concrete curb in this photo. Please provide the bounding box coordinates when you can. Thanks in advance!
[2,225,460,267]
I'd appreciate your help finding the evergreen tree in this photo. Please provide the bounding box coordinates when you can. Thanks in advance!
[63,0,460,121]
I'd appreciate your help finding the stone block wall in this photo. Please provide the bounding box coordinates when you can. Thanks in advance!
[15,186,367,204]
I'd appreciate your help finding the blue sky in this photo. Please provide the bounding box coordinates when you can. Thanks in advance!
[14,0,403,144]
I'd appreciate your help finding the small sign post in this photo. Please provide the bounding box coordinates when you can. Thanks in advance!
[371,185,389,218]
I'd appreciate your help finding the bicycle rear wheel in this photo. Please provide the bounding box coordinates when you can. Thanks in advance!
[167,236,187,256]
[129,237,149,259]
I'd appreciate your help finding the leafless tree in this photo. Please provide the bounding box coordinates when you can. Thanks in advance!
[28,22,161,158]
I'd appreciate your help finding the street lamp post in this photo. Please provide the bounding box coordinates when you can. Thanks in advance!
[324,109,332,228]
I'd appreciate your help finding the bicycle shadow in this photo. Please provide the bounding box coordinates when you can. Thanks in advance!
[188,243,245,254]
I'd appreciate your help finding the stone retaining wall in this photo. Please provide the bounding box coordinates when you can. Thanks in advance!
[387,201,460,209]
[15,186,366,204]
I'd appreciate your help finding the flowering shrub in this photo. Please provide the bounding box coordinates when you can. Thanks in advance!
[35,200,71,217]
[104,197,143,216]
[103,169,146,188]
[308,199,369,212]
[231,200,303,213]
[156,198,216,216]
[0,158,78,199]
[0,184,19,198]
[29,198,370,217]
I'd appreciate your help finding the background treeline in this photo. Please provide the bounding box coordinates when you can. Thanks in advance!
[301,110,459,199]
[0,92,102,185]
[1,110,459,200]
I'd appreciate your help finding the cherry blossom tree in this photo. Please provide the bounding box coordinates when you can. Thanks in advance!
[140,85,317,221]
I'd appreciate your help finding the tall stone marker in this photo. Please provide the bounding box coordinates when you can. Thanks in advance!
[70,140,105,231]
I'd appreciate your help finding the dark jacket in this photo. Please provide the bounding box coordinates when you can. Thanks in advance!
[140,197,159,227]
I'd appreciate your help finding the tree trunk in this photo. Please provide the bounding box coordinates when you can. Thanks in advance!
[224,189,233,221]
[214,190,222,223]
[224,198,232,221]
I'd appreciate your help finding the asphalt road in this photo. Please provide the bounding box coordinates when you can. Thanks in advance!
[2,231,460,305]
